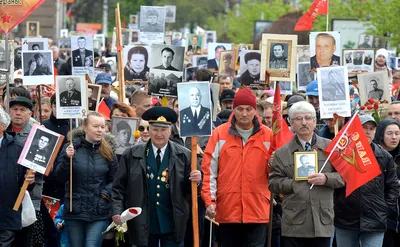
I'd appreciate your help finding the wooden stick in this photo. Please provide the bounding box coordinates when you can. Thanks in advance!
[205,215,219,226]
[267,193,274,247]
[37,85,42,125]
[13,169,34,211]
[191,136,199,247]
[69,119,73,212]
[115,4,126,102]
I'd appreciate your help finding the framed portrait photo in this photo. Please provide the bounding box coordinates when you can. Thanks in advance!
[26,21,40,37]
[112,116,139,155]
[21,38,48,51]
[239,50,262,87]
[358,33,373,48]
[218,50,236,77]
[342,49,375,76]
[56,75,88,119]
[260,34,297,82]
[165,5,177,23]
[357,71,391,105]
[177,82,212,137]
[18,124,64,176]
[21,50,54,85]
[186,34,204,57]
[129,14,139,29]
[87,84,102,111]
[139,6,166,44]
[294,151,318,181]
[309,31,341,70]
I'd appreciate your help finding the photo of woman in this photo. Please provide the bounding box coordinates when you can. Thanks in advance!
[25,59,37,76]
[124,46,150,81]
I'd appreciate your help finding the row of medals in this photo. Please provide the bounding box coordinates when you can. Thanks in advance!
[147,166,170,188]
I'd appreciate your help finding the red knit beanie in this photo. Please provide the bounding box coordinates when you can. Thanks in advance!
[233,88,256,109]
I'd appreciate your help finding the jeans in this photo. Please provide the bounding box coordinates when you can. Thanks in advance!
[335,227,385,247]
[65,219,109,247]
[0,230,16,247]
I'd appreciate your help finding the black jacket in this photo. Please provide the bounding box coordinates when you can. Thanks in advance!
[334,142,400,232]
[0,132,33,231]
[55,130,118,221]
[373,119,400,231]
[112,140,193,246]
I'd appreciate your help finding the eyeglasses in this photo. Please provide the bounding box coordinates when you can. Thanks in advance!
[138,126,149,132]
[292,116,315,122]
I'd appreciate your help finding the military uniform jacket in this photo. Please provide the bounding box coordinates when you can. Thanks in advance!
[180,106,212,137]
[33,64,52,75]
[112,141,196,246]
[60,90,82,107]
[141,24,163,33]
[88,97,97,111]
[72,49,93,67]
[269,57,288,69]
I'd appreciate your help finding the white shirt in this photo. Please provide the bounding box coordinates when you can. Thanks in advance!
[152,143,167,161]
[0,135,3,147]
[299,138,312,150]
[190,106,201,117]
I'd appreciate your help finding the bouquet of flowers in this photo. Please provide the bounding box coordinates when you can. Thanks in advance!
[103,207,142,246]
[359,98,389,123]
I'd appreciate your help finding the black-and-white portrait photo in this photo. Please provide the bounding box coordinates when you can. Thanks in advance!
[139,6,165,44]
[297,62,314,91]
[294,152,317,180]
[309,32,341,70]
[193,55,208,68]
[276,81,292,95]
[22,38,48,51]
[372,36,386,49]
[353,51,363,65]
[59,77,82,107]
[165,5,176,23]
[19,125,63,175]
[207,43,232,70]
[88,84,101,111]
[58,38,71,50]
[218,50,236,77]
[60,29,68,38]
[148,70,182,96]
[25,129,57,169]
[177,82,212,137]
[204,30,216,49]
[71,36,94,68]
[94,34,106,51]
[56,75,87,119]
[269,42,288,69]
[112,117,138,155]
[358,34,373,48]
[358,71,391,104]
[297,45,310,63]
[185,66,199,81]
[123,45,151,82]
[239,50,261,86]
[150,44,185,72]
[317,66,351,119]
[344,51,353,64]
[22,51,54,85]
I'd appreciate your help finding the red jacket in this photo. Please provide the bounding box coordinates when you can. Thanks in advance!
[201,115,273,223]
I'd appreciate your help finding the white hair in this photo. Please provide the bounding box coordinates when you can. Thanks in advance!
[288,101,316,119]
[50,46,59,52]
[0,107,11,128]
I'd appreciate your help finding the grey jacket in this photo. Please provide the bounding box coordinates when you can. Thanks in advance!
[269,135,345,238]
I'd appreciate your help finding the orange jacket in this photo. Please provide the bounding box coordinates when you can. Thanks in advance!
[201,115,273,223]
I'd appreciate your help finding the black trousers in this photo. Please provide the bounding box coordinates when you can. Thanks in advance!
[282,236,330,247]
[219,223,267,247]
[0,230,16,247]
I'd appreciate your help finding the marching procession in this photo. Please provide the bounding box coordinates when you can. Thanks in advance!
[1,1,400,247]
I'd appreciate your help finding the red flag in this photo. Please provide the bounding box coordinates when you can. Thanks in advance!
[294,0,329,31]
[270,82,294,154]
[42,195,60,221]
[98,99,111,120]
[324,115,382,197]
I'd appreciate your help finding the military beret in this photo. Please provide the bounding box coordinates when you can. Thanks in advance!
[142,106,177,128]
[244,52,261,63]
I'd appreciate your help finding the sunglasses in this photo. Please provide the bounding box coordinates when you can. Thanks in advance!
[138,126,149,132]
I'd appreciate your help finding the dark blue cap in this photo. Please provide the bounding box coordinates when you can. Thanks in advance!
[95,72,112,85]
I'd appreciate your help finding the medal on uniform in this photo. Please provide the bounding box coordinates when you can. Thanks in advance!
[161,177,166,182]
[150,173,154,179]
[147,174,150,179]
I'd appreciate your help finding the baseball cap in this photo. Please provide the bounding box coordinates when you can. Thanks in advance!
[13,69,23,80]
[9,96,33,110]
[220,89,235,102]
[359,114,377,127]
[305,80,319,96]
[95,72,112,85]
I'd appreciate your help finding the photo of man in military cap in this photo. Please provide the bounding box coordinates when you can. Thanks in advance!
[113,118,137,155]
[269,43,288,69]
[140,8,164,33]
[219,51,235,77]
[25,129,57,169]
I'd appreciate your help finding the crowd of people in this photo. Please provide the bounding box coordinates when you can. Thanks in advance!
[1,29,400,247]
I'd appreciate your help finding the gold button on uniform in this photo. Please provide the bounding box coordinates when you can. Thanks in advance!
[157,185,160,189]
[156,202,160,205]
[157,193,160,197]
[157,177,160,180]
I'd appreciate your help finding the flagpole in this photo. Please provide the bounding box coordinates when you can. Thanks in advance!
[310,110,359,190]
[326,0,329,31]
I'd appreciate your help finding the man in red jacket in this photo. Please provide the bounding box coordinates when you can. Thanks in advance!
[202,88,273,246]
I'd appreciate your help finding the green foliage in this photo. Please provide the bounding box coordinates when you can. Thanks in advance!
[207,0,292,43]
